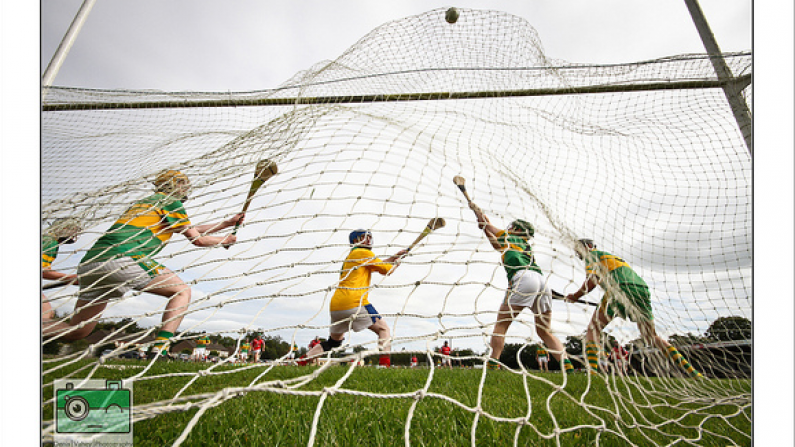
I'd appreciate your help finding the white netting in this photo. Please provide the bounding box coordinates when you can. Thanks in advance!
[42,8,751,446]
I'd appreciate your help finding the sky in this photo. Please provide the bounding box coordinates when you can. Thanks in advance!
[2,1,793,444]
[40,0,753,92]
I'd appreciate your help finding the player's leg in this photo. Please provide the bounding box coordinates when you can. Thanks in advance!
[522,272,573,372]
[534,310,572,372]
[44,260,133,340]
[368,318,391,352]
[584,307,612,373]
[638,321,702,378]
[44,296,110,340]
[135,267,191,356]
[490,272,537,365]
[490,302,521,362]
[142,268,191,334]
[42,293,55,320]
[364,304,392,367]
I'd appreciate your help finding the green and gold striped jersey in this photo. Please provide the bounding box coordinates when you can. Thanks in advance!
[83,193,191,264]
[42,235,59,269]
[584,249,647,288]
[495,230,542,282]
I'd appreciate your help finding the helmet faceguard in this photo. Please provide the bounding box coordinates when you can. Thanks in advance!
[508,219,535,238]
[349,229,373,248]
[153,170,191,201]
[49,218,82,244]
[575,238,596,259]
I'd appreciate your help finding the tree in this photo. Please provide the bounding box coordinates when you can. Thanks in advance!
[669,332,708,346]
[705,316,751,342]
[499,343,541,370]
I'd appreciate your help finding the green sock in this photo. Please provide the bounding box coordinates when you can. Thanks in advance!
[563,358,574,371]
[666,346,702,378]
[585,342,600,373]
[153,330,174,356]
[487,359,500,370]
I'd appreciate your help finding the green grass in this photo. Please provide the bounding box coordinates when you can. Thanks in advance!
[43,359,751,446]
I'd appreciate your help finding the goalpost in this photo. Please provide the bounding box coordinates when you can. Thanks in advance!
[42,7,751,446]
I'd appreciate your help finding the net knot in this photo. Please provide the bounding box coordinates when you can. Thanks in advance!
[323,387,338,396]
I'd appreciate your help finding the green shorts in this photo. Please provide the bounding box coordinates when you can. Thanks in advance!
[601,283,654,322]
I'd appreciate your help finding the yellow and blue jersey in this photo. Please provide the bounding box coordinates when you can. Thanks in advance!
[330,247,394,312]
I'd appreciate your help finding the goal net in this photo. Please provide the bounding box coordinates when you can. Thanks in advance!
[42,7,751,446]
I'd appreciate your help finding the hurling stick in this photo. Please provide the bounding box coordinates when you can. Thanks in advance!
[550,289,598,307]
[452,176,474,206]
[224,159,278,249]
[406,218,446,252]
[43,278,77,290]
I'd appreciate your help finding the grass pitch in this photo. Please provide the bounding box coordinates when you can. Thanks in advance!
[43,358,751,446]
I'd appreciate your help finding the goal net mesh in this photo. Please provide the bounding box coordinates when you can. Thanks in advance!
[42,7,751,446]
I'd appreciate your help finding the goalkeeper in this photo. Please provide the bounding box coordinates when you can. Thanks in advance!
[469,203,573,372]
[304,229,407,367]
[565,239,702,378]
[43,170,244,357]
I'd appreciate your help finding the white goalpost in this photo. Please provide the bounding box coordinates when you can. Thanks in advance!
[42,6,751,446]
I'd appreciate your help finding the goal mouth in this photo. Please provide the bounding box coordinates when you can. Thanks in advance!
[42,7,751,446]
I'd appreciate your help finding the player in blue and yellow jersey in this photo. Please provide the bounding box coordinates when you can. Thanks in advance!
[304,229,407,367]
[565,239,702,378]
[469,202,573,372]
[44,170,245,354]
[41,218,82,318]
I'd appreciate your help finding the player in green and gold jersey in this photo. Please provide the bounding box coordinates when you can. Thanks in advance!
[41,219,82,318]
[44,170,245,356]
[469,202,573,372]
[565,239,702,378]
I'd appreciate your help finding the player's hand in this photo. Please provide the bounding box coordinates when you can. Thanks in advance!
[564,294,577,303]
[221,234,237,246]
[395,249,408,258]
[227,213,245,227]
[64,274,79,285]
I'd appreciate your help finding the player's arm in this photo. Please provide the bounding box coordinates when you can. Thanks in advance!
[469,202,502,250]
[42,268,78,284]
[190,213,245,234]
[178,213,245,247]
[375,249,409,276]
[565,274,600,303]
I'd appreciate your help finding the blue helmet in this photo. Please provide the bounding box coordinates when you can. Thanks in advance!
[349,229,372,245]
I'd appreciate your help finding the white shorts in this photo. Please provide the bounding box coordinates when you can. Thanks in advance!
[504,270,552,313]
[77,258,154,302]
[537,356,549,364]
[329,304,382,334]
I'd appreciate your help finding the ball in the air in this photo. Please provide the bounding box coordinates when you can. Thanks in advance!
[445,7,460,24]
